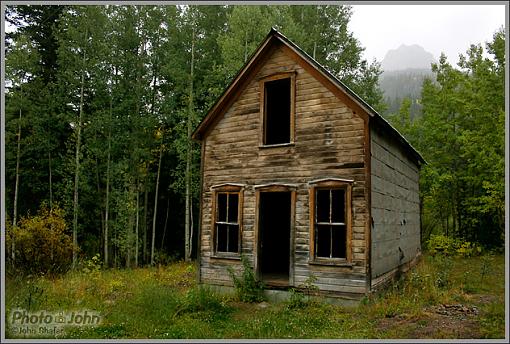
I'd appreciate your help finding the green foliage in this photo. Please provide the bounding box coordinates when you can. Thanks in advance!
[4,255,505,339]
[81,253,102,274]
[174,286,231,322]
[227,255,265,302]
[426,234,458,256]
[427,234,482,258]
[431,255,453,289]
[384,29,505,250]
[6,204,76,276]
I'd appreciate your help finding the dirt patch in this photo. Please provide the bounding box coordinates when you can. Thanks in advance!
[376,304,482,339]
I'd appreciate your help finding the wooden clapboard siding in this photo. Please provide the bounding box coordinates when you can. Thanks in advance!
[199,45,370,295]
[370,124,421,281]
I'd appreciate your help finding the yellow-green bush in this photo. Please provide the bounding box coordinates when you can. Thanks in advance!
[6,205,76,276]
[427,234,482,257]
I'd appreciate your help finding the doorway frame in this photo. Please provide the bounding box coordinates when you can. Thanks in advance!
[254,183,297,287]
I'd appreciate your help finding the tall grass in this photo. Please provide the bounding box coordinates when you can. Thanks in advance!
[5,254,505,339]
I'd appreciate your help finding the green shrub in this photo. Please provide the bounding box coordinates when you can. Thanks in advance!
[228,255,265,302]
[427,234,457,255]
[432,255,453,289]
[82,253,102,274]
[427,234,481,257]
[456,241,482,257]
[6,205,76,276]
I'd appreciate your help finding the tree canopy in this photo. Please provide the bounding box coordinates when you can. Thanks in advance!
[4,5,505,270]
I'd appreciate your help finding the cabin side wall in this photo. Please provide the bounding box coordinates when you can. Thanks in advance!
[199,44,369,296]
[370,124,421,287]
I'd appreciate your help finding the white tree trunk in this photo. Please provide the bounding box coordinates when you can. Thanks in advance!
[73,37,87,267]
[185,14,196,262]
[151,143,163,265]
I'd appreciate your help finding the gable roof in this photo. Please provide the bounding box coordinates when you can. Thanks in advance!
[192,28,425,166]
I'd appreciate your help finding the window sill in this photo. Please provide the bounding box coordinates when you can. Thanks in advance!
[210,253,241,261]
[259,142,295,149]
[308,259,354,268]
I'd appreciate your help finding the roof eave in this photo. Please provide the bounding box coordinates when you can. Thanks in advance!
[191,29,278,141]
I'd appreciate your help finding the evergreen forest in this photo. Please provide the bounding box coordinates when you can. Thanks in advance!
[3,4,505,272]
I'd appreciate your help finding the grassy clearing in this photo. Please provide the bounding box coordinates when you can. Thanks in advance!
[4,254,505,339]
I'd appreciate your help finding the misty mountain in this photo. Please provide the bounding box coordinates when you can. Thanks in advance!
[379,44,436,117]
[381,44,436,71]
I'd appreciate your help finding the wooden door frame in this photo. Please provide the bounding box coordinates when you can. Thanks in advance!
[253,184,297,286]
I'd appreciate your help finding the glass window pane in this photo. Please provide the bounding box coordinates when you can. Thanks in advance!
[228,224,239,253]
[316,225,331,258]
[228,194,239,223]
[217,193,227,222]
[316,189,330,223]
[331,189,345,223]
[331,225,346,258]
[216,224,228,252]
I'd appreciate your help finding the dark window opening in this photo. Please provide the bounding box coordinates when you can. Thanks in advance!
[264,78,291,145]
[315,188,347,259]
[215,192,240,253]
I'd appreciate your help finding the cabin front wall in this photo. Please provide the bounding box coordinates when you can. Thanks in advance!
[199,44,369,296]
[370,125,421,290]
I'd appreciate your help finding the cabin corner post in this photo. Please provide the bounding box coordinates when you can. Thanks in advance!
[364,119,372,294]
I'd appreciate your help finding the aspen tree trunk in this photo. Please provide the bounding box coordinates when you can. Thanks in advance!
[48,151,53,209]
[13,85,23,228]
[73,37,87,267]
[148,28,160,265]
[135,179,140,267]
[151,143,163,265]
[12,89,23,265]
[127,184,136,268]
[161,198,170,250]
[185,17,196,262]
[244,30,248,63]
[104,98,112,267]
[313,7,318,59]
[143,179,149,264]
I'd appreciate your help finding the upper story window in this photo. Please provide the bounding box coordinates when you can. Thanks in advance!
[260,73,295,146]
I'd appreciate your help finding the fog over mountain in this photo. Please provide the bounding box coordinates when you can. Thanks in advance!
[381,44,436,71]
[378,44,436,117]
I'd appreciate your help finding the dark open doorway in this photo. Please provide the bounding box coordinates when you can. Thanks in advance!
[258,191,291,286]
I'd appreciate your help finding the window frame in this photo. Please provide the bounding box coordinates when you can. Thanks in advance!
[211,184,244,259]
[259,72,296,147]
[308,179,353,265]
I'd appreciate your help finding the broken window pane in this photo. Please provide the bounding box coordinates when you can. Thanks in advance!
[316,225,331,258]
[331,225,346,258]
[228,224,239,252]
[228,194,239,222]
[331,189,345,223]
[264,78,291,145]
[316,189,330,222]
[216,224,228,252]
[217,193,227,222]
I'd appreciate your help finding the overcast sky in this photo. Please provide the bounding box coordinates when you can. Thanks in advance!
[349,4,506,65]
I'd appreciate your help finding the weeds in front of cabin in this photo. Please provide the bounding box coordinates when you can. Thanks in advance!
[5,254,505,339]
[227,255,265,303]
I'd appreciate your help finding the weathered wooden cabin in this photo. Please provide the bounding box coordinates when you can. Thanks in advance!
[192,29,425,301]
